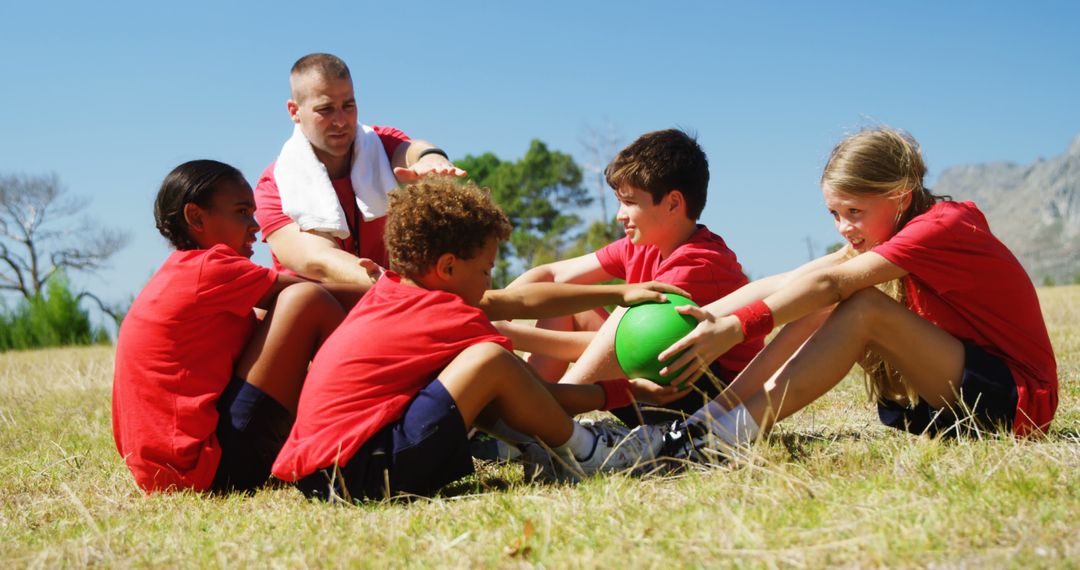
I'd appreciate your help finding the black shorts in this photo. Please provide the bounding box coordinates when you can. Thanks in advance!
[210,376,294,493]
[878,342,1018,437]
[297,379,474,502]
[611,361,735,427]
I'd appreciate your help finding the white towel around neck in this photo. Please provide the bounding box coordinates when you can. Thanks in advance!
[274,123,399,239]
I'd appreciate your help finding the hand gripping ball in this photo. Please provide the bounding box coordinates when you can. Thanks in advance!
[614,293,698,385]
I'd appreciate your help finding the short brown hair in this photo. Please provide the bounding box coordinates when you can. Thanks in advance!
[604,128,709,219]
[385,178,512,278]
[290,52,351,80]
[289,53,351,102]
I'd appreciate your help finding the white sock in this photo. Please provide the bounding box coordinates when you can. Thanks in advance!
[554,421,597,461]
[688,400,729,433]
[688,402,760,447]
[487,419,535,445]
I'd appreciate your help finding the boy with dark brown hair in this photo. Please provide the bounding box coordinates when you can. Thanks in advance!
[501,129,763,427]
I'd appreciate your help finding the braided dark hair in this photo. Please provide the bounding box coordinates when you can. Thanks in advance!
[154,160,246,250]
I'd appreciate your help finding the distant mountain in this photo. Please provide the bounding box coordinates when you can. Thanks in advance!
[932,134,1080,284]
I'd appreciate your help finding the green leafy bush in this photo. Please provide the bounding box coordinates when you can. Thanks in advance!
[0,274,110,351]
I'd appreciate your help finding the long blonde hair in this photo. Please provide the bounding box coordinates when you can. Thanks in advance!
[821,126,948,406]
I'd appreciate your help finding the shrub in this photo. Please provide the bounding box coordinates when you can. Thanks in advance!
[0,274,110,351]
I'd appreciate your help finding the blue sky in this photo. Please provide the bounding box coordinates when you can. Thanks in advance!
[2,1,1078,328]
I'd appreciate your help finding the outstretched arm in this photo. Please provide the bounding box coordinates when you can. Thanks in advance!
[265,223,382,288]
[507,252,615,287]
[699,248,850,318]
[479,281,690,322]
[657,251,907,386]
[255,273,368,311]
[391,139,467,182]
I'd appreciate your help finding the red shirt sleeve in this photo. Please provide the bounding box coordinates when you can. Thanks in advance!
[195,245,278,316]
[372,125,410,159]
[872,204,976,295]
[595,237,632,280]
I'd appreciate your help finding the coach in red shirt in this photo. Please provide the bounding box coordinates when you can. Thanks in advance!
[255,53,465,288]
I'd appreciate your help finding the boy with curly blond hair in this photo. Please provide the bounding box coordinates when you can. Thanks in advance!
[272,178,686,499]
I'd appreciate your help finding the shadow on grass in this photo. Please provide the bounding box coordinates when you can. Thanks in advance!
[438,474,517,498]
[772,429,871,462]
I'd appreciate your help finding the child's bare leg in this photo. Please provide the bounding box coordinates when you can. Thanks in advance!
[713,308,832,410]
[559,306,628,385]
[744,288,964,431]
[440,343,578,447]
[526,308,607,381]
[235,283,346,414]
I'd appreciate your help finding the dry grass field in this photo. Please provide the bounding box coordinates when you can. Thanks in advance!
[2,286,1078,568]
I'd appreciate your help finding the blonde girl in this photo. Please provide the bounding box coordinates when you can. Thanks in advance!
[625,126,1058,459]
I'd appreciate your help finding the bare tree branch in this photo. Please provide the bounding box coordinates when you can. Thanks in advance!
[76,291,126,326]
[0,241,29,298]
[0,172,129,299]
[578,119,624,223]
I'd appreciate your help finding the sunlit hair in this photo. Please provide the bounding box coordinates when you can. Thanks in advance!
[289,53,351,103]
[605,128,709,220]
[385,177,512,278]
[154,160,247,251]
[821,126,950,406]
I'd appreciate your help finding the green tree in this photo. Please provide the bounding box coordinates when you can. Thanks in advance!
[0,272,109,351]
[563,218,623,259]
[456,140,591,287]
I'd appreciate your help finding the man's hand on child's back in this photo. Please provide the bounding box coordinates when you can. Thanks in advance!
[618,281,691,306]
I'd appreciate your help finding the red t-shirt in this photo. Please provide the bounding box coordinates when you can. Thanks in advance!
[254,125,410,275]
[272,272,511,481]
[596,225,763,373]
[873,201,1058,435]
[112,245,277,492]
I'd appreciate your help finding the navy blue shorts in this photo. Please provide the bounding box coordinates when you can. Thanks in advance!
[297,379,474,502]
[611,361,735,427]
[210,376,293,493]
[878,342,1018,437]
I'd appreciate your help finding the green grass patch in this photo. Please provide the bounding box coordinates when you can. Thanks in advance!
[2,287,1079,567]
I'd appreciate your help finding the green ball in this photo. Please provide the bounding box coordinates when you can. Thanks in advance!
[614,293,698,385]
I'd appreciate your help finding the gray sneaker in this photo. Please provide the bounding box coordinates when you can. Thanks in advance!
[516,441,562,483]
[553,419,648,480]
[624,421,729,474]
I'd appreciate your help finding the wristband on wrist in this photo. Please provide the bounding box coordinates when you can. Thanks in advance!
[731,299,774,340]
[416,147,449,162]
[598,378,634,411]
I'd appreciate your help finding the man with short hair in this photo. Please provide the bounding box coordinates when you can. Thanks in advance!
[255,53,465,288]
